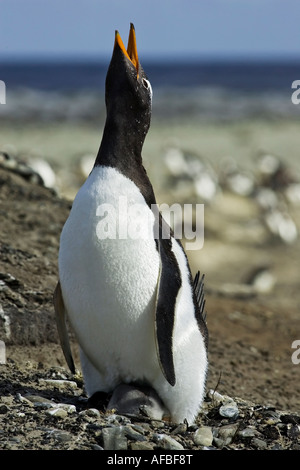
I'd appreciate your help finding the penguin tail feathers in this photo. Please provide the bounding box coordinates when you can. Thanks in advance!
[193,271,207,321]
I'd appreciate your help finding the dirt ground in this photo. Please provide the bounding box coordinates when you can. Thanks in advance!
[0,159,300,417]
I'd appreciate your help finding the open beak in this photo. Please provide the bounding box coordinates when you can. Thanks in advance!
[114,23,139,78]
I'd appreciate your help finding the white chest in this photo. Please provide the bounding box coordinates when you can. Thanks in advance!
[58,166,160,373]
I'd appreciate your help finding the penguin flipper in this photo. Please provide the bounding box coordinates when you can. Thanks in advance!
[154,216,182,387]
[53,281,76,374]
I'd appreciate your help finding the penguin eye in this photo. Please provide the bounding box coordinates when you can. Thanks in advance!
[142,78,150,89]
[142,78,152,99]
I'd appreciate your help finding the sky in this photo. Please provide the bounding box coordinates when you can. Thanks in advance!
[1,0,300,61]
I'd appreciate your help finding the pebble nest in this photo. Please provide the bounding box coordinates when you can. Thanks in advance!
[1,361,299,451]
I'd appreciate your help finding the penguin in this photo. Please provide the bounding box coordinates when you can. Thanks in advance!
[54,23,208,424]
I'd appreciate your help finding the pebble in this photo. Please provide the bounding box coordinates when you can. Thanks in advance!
[238,426,261,438]
[251,437,268,449]
[151,420,165,429]
[25,394,76,414]
[131,423,148,434]
[123,425,147,442]
[207,389,225,405]
[54,403,76,414]
[171,423,187,435]
[153,433,184,450]
[193,426,214,446]
[213,424,239,448]
[219,401,239,419]
[46,408,68,418]
[80,408,101,418]
[208,389,240,420]
[25,394,55,408]
[38,379,78,391]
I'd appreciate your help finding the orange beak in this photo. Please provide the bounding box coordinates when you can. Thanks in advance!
[114,23,139,78]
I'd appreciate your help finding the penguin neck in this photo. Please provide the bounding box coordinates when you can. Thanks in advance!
[94,113,148,169]
[93,112,156,208]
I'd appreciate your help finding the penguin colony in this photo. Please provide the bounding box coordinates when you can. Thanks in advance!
[54,24,208,424]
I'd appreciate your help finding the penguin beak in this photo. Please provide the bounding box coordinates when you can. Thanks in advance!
[114,23,139,78]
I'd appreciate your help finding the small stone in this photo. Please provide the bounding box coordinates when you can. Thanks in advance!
[193,426,214,446]
[55,403,76,414]
[46,407,68,418]
[219,402,239,419]
[102,426,128,450]
[81,408,100,418]
[151,420,165,429]
[123,425,147,442]
[38,379,78,391]
[25,395,76,414]
[131,424,147,434]
[251,437,268,450]
[207,389,225,405]
[214,424,239,448]
[171,423,187,435]
[25,395,55,408]
[238,427,260,438]
[154,433,184,450]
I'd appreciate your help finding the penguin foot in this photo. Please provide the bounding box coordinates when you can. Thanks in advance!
[107,383,170,420]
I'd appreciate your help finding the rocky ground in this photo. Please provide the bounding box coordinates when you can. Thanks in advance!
[0,152,300,452]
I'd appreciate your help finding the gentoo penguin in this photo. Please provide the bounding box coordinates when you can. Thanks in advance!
[54,23,208,424]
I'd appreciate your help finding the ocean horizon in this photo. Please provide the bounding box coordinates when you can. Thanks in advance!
[0,59,300,122]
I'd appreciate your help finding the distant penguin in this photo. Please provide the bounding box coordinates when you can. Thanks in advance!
[54,24,208,424]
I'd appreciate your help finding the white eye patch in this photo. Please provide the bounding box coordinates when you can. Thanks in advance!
[142,78,153,101]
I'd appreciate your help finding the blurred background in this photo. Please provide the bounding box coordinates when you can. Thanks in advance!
[1,0,300,284]
[1,0,300,408]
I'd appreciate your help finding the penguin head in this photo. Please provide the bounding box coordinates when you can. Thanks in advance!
[105,24,152,136]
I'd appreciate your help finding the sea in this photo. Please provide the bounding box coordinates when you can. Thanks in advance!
[0,59,300,123]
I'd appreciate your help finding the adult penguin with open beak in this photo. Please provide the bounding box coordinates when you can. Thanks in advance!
[54,24,208,424]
